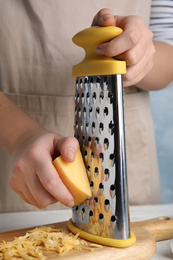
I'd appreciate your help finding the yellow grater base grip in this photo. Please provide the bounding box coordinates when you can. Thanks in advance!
[68,219,136,248]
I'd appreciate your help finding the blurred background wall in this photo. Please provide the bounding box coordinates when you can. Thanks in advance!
[150,83,173,204]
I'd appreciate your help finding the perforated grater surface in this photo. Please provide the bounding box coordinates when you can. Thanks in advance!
[68,26,136,247]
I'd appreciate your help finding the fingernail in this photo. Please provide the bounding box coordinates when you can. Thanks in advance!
[102,14,114,21]
[96,46,103,55]
[98,14,114,24]
[67,149,76,160]
[67,200,75,207]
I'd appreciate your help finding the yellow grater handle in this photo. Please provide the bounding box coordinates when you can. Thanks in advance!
[72,26,126,77]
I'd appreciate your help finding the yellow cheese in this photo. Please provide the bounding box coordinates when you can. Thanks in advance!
[0,226,102,260]
[53,148,92,205]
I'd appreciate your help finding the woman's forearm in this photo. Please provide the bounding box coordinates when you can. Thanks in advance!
[137,41,173,90]
[0,92,43,155]
[0,91,78,208]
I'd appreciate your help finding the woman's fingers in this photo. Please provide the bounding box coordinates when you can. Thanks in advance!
[25,169,58,208]
[56,136,79,162]
[92,8,115,27]
[93,13,155,87]
[9,133,80,209]
[36,157,75,207]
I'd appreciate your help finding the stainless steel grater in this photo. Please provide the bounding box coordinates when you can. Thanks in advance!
[68,26,136,247]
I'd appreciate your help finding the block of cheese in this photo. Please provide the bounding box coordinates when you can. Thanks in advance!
[53,148,92,205]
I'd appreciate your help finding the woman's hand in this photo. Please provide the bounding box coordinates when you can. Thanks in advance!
[9,129,79,209]
[92,8,155,87]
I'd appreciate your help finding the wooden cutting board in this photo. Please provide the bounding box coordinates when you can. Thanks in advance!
[0,217,173,260]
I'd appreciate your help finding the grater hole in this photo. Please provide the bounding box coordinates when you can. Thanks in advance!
[109,121,114,135]
[99,213,104,224]
[99,213,104,219]
[94,197,98,209]
[103,77,108,91]
[99,91,104,102]
[84,77,88,89]
[96,107,100,114]
[91,151,95,160]
[82,207,85,220]
[88,136,91,143]
[76,79,79,91]
[94,197,98,203]
[99,183,104,194]
[105,199,110,205]
[89,77,93,85]
[80,121,83,131]
[75,205,79,216]
[99,153,104,162]
[86,92,90,105]
[82,135,85,140]
[108,91,114,104]
[111,215,117,222]
[99,183,104,189]
[94,167,99,177]
[104,168,110,181]
[95,137,99,145]
[99,122,104,133]
[89,107,92,118]
[78,107,81,117]
[79,78,83,86]
[87,92,90,98]
[89,210,93,217]
[75,205,79,211]
[79,79,83,91]
[75,120,78,129]
[92,92,96,103]
[86,122,89,134]
[76,92,80,103]
[104,199,110,212]
[96,76,101,84]
[81,93,85,105]
[108,91,113,98]
[92,122,95,134]
[90,181,94,189]
[84,77,88,83]
[89,210,93,221]
[110,184,115,190]
[109,154,115,167]
[104,107,109,116]
[92,122,95,128]
[83,107,86,117]
[104,138,109,150]
[96,107,100,119]
[110,184,116,198]
[103,76,108,83]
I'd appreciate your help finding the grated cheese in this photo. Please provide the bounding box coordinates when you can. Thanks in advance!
[0,226,102,260]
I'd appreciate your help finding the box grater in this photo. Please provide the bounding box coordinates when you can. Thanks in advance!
[68,26,136,247]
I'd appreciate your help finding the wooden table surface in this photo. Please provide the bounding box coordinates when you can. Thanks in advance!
[0,204,173,259]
